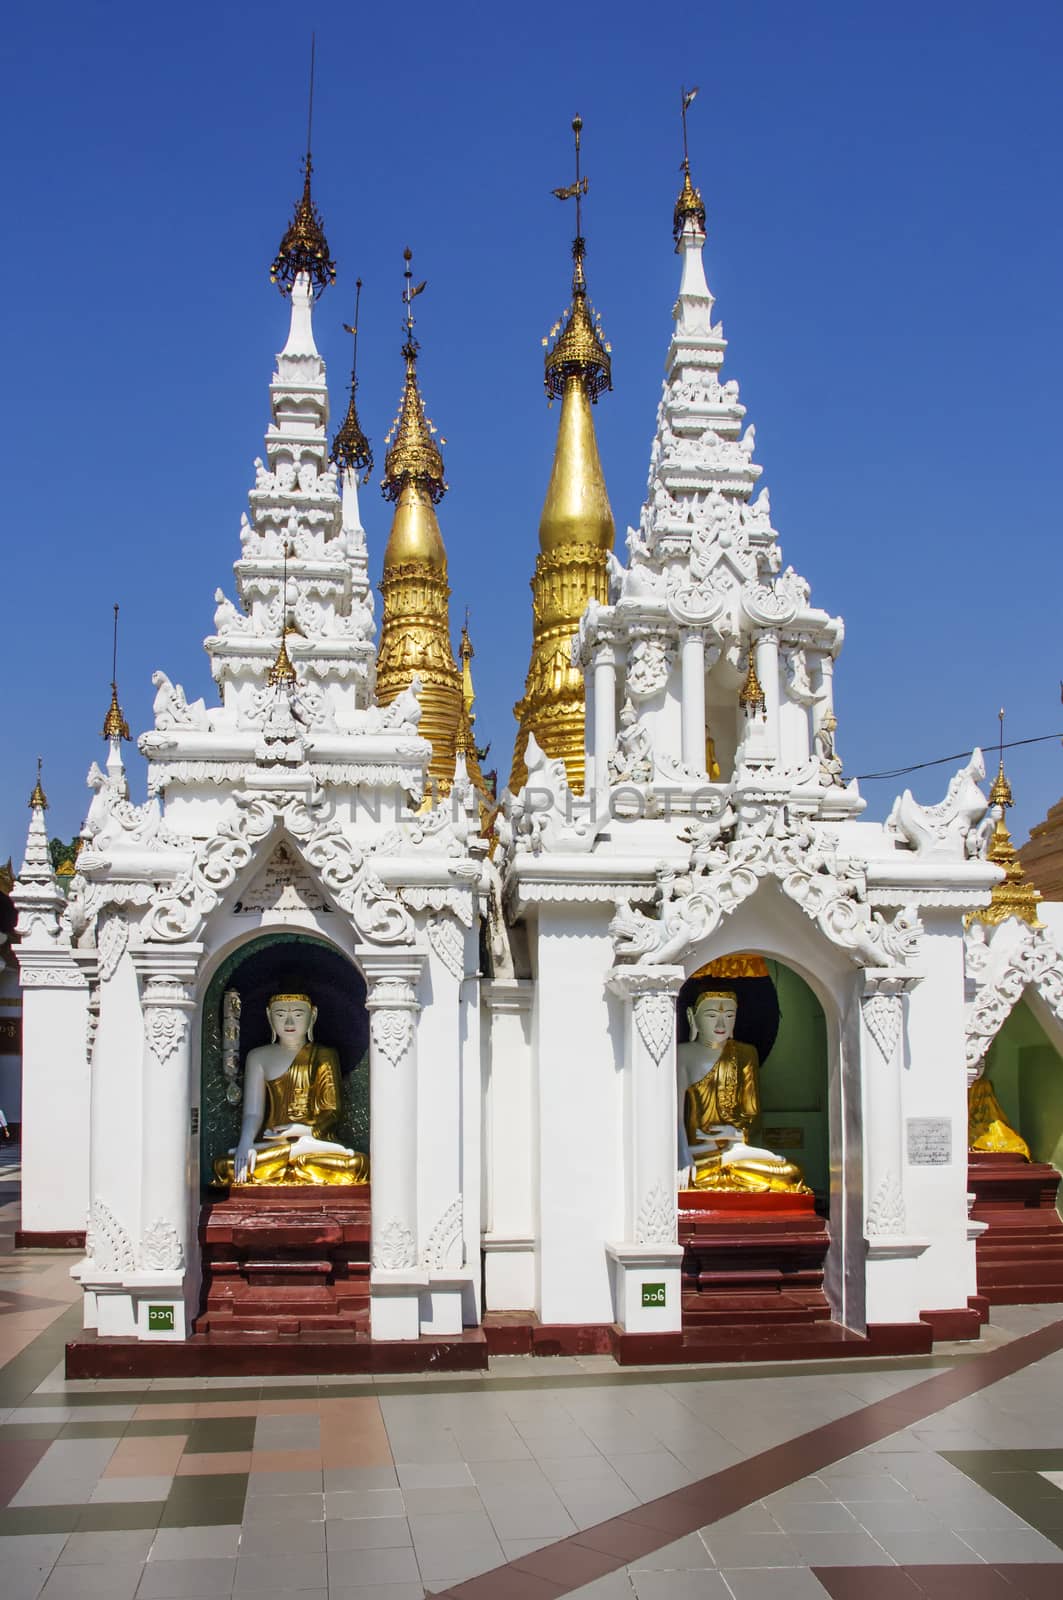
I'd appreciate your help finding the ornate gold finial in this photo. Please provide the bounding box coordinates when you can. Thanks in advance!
[544,116,611,403]
[267,628,298,689]
[382,249,447,503]
[102,604,131,741]
[270,37,336,298]
[330,278,374,480]
[674,86,706,244]
[970,710,1042,928]
[29,757,47,811]
[739,646,766,718]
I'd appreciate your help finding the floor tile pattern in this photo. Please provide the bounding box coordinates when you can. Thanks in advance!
[2,1146,1062,1598]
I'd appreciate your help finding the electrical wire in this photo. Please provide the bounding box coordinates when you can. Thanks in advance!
[855,732,1063,783]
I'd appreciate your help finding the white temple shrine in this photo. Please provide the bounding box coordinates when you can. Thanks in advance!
[12,122,1063,1375]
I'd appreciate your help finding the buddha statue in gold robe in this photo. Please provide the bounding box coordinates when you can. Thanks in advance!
[213,993,369,1187]
[678,988,809,1194]
[968,1074,1030,1159]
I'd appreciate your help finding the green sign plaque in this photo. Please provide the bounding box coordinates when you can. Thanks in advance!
[641,1282,666,1308]
[147,1305,175,1333]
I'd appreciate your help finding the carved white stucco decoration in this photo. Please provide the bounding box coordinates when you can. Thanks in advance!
[97,914,128,983]
[964,919,1063,1079]
[887,752,991,861]
[139,1219,185,1272]
[86,1199,135,1273]
[636,1180,676,1245]
[421,1197,464,1272]
[866,1172,907,1237]
[427,914,465,981]
[373,1219,416,1271]
[863,992,903,1063]
[144,1007,189,1066]
[633,992,676,1066]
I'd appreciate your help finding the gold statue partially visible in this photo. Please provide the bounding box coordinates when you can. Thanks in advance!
[968,1074,1030,1159]
[678,988,809,1194]
[213,993,369,1187]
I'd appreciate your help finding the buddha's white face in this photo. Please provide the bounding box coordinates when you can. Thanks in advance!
[690,994,737,1048]
[268,999,315,1050]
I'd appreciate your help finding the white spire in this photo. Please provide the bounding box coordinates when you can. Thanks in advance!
[13,770,66,949]
[280,272,320,358]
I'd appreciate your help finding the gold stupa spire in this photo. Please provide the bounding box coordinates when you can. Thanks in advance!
[270,39,336,298]
[510,115,615,795]
[673,87,706,244]
[330,279,374,480]
[102,604,131,741]
[739,647,766,719]
[29,757,47,811]
[971,710,1042,928]
[375,250,462,795]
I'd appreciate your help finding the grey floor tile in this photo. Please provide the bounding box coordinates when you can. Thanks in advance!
[788,1528,895,1565]
[849,1499,947,1534]
[40,1563,143,1600]
[400,1485,483,1515]
[325,1516,413,1551]
[629,1533,714,1570]
[59,1529,156,1565]
[394,1462,471,1489]
[327,1588,423,1600]
[609,1451,695,1499]
[762,1477,838,1508]
[243,1492,323,1523]
[538,1453,620,1485]
[135,1557,237,1597]
[567,1576,636,1599]
[149,1526,242,1561]
[233,1551,327,1592]
[720,1570,832,1600]
[631,1574,731,1599]
[89,1476,175,1503]
[409,1508,497,1545]
[922,1492,1034,1531]
[556,1478,642,1528]
[501,1536,554,1559]
[770,1501,860,1534]
[238,1520,325,1556]
[957,1526,1063,1561]
[324,1488,405,1520]
[326,1546,422,1586]
[818,1471,911,1501]
[413,1538,505,1584]
[324,1467,399,1492]
[700,1531,802,1569]
[467,1457,551,1489]
[244,1470,323,1496]
[702,1506,778,1537]
[476,1485,575,1540]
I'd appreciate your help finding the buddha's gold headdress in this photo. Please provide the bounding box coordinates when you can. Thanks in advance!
[268,992,312,1005]
[691,987,738,1004]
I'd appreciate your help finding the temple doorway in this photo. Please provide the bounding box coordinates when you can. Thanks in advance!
[979,997,1063,1187]
[199,933,370,1189]
[677,956,830,1200]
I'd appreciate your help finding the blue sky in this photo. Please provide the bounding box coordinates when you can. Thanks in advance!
[2,0,1061,860]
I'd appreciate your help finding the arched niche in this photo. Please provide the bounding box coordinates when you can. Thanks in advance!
[677,956,830,1198]
[200,931,369,1187]
[982,996,1063,1176]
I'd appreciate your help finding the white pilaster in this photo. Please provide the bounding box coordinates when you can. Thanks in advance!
[606,966,685,1332]
[592,640,618,796]
[481,978,536,1309]
[132,946,201,1340]
[861,973,928,1326]
[679,628,707,772]
[757,629,781,766]
[362,948,427,1339]
[16,952,91,1241]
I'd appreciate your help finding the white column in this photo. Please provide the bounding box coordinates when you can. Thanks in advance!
[133,948,201,1341]
[679,628,707,772]
[481,979,535,1309]
[361,949,427,1340]
[16,952,91,1243]
[593,642,618,793]
[606,966,685,1333]
[756,629,781,766]
[861,973,927,1326]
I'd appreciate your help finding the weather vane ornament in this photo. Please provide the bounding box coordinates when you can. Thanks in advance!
[270,35,336,298]
[674,84,706,245]
[29,756,47,811]
[102,602,131,742]
[381,248,447,504]
[544,114,611,403]
[330,278,374,481]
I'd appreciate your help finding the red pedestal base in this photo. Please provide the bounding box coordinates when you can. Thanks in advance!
[970,1154,1063,1305]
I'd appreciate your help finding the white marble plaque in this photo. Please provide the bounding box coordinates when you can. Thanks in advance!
[906,1117,952,1166]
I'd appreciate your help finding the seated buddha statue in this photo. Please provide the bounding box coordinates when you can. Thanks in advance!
[677,987,810,1194]
[213,992,369,1187]
[968,1074,1030,1159]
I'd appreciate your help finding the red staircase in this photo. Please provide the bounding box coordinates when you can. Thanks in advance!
[970,1154,1063,1305]
[196,1186,371,1340]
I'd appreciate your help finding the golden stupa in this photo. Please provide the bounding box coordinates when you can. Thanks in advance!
[510,116,615,795]
[375,250,463,796]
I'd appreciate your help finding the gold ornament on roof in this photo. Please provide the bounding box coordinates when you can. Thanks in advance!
[544,116,611,403]
[102,605,130,740]
[267,630,299,689]
[28,758,47,811]
[330,278,374,480]
[970,711,1042,929]
[382,250,446,504]
[270,40,335,298]
[739,647,766,718]
[673,86,706,245]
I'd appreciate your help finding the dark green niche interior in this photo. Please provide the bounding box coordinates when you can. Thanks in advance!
[678,961,829,1196]
[984,996,1063,1180]
[200,932,369,1188]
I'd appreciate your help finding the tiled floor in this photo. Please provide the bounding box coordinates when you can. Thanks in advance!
[2,1145,1062,1598]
